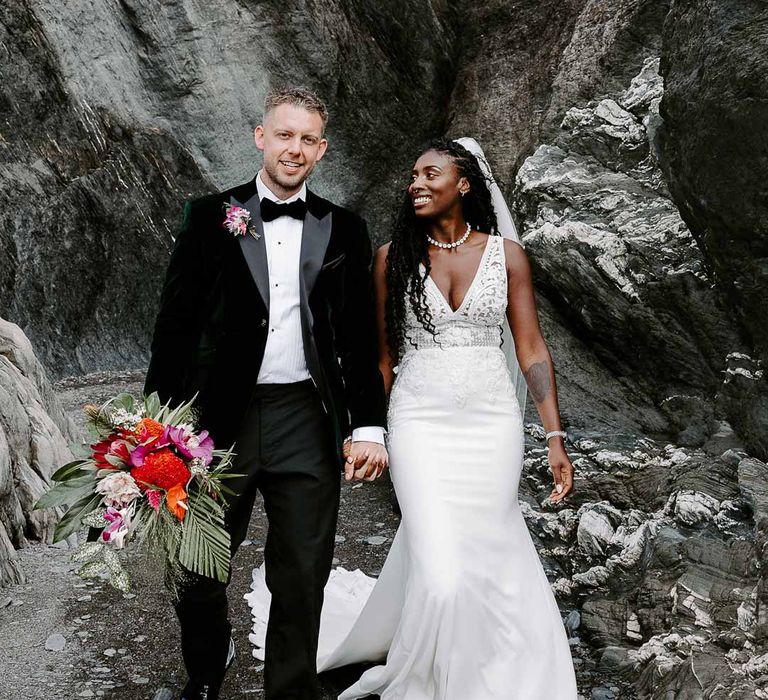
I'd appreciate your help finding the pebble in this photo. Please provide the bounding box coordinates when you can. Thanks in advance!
[131,676,149,685]
[335,535,346,543]
[152,690,174,700]
[103,648,117,657]
[591,688,615,700]
[133,635,147,643]
[565,609,581,634]
[364,535,388,546]
[77,595,92,602]
[45,633,66,651]
[78,690,95,698]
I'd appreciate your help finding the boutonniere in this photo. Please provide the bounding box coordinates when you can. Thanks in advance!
[223,203,259,240]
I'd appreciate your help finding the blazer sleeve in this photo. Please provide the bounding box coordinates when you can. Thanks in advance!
[143,200,206,405]
[332,218,388,431]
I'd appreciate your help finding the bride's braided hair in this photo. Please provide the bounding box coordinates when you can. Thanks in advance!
[384,138,499,363]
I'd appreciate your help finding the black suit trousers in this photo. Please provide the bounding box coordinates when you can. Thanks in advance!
[175,380,341,700]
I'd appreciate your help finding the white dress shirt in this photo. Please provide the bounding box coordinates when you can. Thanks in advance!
[256,173,310,384]
[255,172,384,445]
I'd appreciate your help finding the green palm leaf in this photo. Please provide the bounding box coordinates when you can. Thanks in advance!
[178,488,231,583]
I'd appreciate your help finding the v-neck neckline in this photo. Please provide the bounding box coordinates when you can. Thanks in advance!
[423,236,493,315]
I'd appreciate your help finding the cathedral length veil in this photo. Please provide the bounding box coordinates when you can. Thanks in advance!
[454,137,528,415]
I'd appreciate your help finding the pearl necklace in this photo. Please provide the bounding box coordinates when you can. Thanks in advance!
[426,223,472,249]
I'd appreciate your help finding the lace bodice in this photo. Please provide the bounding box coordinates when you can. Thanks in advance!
[402,235,508,353]
[391,236,518,413]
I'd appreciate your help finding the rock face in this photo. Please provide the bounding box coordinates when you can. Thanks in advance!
[447,0,670,183]
[515,58,743,443]
[0,0,457,377]
[658,0,768,458]
[0,318,76,586]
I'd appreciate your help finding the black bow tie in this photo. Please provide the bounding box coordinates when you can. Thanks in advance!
[260,198,307,222]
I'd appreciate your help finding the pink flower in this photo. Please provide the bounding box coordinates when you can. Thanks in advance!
[95,471,141,507]
[223,204,259,239]
[101,506,132,549]
[146,489,162,512]
[165,425,214,466]
[128,443,151,467]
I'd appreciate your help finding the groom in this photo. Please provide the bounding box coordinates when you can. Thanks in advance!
[144,87,388,700]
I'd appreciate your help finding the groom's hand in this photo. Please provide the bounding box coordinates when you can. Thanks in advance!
[344,441,389,482]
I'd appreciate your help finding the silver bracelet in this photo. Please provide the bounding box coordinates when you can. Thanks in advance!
[545,430,567,444]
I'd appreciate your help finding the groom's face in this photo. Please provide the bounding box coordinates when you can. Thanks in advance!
[254,104,328,198]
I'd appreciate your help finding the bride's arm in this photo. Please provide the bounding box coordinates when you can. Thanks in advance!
[373,243,396,396]
[503,239,574,502]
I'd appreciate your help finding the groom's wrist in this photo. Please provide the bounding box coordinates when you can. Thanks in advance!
[351,426,386,445]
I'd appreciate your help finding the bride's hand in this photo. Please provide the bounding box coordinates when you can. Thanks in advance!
[547,445,574,503]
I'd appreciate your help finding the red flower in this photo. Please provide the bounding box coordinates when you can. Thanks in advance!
[92,434,123,469]
[130,448,191,492]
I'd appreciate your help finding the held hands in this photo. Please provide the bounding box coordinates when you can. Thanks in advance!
[547,441,574,504]
[343,440,389,482]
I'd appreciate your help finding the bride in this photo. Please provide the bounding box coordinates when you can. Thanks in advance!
[247,138,578,699]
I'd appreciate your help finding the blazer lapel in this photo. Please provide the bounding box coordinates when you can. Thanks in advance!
[300,207,333,298]
[232,192,269,309]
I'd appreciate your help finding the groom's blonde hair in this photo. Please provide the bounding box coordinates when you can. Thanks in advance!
[264,86,329,134]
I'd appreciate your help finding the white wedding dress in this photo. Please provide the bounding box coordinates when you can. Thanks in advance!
[246,235,578,699]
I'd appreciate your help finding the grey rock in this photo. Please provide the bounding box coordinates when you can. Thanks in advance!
[44,633,66,652]
[565,609,581,635]
[0,318,76,585]
[658,0,768,459]
[515,58,740,435]
[364,535,388,546]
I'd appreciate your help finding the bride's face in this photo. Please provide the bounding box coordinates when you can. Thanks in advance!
[409,150,468,219]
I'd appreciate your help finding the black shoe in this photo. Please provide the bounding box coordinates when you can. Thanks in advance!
[181,638,235,700]
[180,682,216,700]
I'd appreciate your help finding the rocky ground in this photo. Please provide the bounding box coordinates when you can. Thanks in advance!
[0,371,594,700]
[3,370,767,699]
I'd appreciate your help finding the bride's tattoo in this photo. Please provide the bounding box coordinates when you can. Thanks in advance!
[524,362,551,403]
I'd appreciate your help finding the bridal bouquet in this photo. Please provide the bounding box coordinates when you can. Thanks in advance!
[35,393,235,595]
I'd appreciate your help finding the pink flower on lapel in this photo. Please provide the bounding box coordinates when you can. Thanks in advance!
[223,203,259,239]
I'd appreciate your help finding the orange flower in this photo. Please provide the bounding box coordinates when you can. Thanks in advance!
[167,483,188,521]
[135,418,165,443]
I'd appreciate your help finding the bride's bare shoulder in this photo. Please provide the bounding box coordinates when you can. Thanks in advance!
[501,238,532,281]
